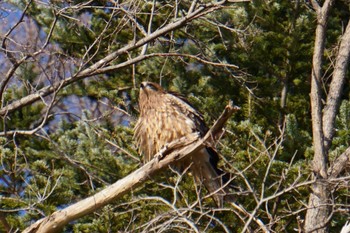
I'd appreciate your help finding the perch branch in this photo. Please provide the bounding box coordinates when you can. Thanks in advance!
[22,103,239,233]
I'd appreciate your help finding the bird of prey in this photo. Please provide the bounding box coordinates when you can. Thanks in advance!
[134,81,232,207]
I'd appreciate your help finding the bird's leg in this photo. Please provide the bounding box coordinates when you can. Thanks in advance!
[154,134,199,162]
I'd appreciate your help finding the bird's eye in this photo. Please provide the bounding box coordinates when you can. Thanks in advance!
[142,83,157,91]
[140,82,158,91]
[145,83,157,90]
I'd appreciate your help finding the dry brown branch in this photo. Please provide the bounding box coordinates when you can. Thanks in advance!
[78,2,121,69]
[22,103,239,233]
[219,119,318,232]
[230,202,269,233]
[132,185,234,233]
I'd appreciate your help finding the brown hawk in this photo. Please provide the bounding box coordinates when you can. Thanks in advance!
[134,81,232,207]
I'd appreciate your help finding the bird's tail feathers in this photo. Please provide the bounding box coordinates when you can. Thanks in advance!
[190,147,237,207]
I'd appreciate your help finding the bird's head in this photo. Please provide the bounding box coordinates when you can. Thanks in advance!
[139,82,165,98]
[138,82,165,112]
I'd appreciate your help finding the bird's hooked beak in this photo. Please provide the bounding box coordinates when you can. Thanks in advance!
[140,82,145,89]
[140,82,149,98]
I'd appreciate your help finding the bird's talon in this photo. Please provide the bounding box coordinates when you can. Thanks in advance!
[156,145,168,161]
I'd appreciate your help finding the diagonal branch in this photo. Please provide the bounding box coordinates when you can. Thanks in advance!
[322,19,350,152]
[22,103,239,233]
[329,146,350,179]
[93,52,239,75]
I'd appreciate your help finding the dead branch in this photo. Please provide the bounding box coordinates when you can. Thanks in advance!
[230,202,270,233]
[22,103,239,233]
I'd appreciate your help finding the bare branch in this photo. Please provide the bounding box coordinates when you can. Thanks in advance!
[329,146,350,179]
[95,52,239,75]
[1,0,33,64]
[230,202,269,233]
[322,19,350,152]
[310,0,321,12]
[140,0,156,55]
[310,0,335,179]
[0,0,34,108]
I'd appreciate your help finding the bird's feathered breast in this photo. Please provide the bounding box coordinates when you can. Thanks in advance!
[133,82,232,207]
[134,84,207,162]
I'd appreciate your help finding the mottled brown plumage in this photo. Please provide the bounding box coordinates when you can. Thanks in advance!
[134,81,230,207]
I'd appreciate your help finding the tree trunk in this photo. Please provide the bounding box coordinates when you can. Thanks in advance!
[304,182,331,233]
[305,16,350,231]
[304,1,334,232]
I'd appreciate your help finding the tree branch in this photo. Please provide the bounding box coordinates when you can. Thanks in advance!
[322,19,350,152]
[93,53,239,75]
[310,0,334,178]
[329,146,350,179]
[22,103,239,233]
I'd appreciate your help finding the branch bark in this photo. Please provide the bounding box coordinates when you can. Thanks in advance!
[309,0,334,179]
[22,103,239,233]
[322,19,350,152]
[304,0,350,232]
[329,146,350,179]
